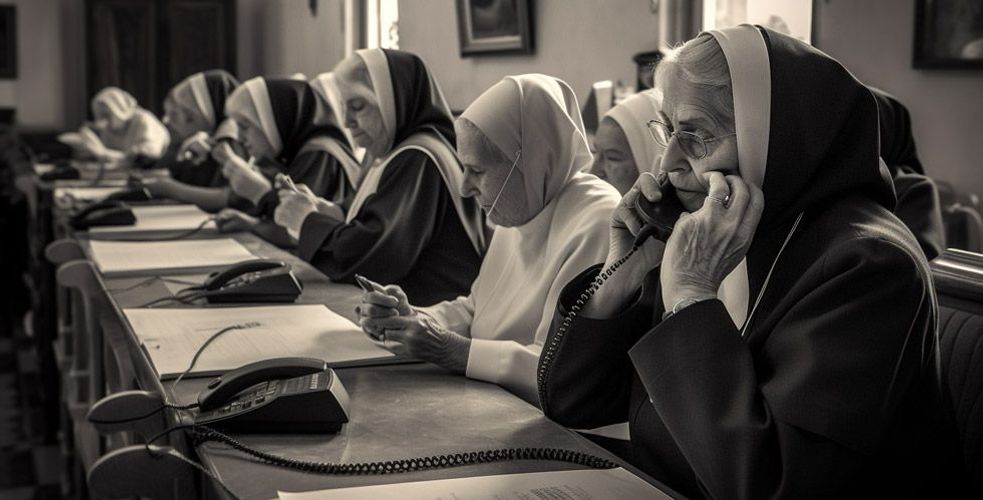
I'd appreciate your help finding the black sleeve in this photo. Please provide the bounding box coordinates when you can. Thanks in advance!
[893,167,945,260]
[252,150,351,219]
[295,150,443,285]
[628,237,932,498]
[539,265,659,429]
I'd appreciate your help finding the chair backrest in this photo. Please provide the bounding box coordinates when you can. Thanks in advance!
[88,445,197,499]
[56,259,105,401]
[932,248,983,492]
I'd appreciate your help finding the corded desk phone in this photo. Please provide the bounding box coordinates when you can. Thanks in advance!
[633,172,686,245]
[199,259,303,303]
[195,357,350,433]
[70,200,136,230]
[103,186,153,203]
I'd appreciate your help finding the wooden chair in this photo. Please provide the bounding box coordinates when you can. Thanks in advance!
[87,391,199,499]
[45,238,85,371]
[55,259,107,471]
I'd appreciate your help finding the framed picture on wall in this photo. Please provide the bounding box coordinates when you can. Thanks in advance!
[913,0,983,69]
[456,0,534,56]
[0,6,16,79]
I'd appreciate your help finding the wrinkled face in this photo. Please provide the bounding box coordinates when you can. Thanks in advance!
[590,118,640,195]
[231,115,275,160]
[334,56,387,159]
[93,101,126,130]
[658,72,739,212]
[162,96,211,142]
[456,119,531,227]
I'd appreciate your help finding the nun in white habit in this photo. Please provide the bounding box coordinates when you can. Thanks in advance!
[358,74,620,405]
[590,90,664,194]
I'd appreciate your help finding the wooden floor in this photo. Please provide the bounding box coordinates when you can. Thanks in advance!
[0,313,62,500]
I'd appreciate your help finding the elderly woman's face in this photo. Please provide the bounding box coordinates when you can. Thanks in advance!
[163,97,210,142]
[590,118,639,195]
[456,120,530,227]
[335,56,387,159]
[658,75,739,212]
[231,115,275,160]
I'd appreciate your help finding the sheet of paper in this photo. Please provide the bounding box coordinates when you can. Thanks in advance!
[123,304,396,379]
[277,467,671,500]
[89,204,216,238]
[57,131,86,148]
[89,238,256,276]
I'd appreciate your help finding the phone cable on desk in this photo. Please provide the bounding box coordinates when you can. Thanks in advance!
[189,424,619,475]
[132,215,217,241]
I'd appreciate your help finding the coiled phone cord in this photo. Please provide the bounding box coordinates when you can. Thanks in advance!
[536,244,641,406]
[189,425,619,475]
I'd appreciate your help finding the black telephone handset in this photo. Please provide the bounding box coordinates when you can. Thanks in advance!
[70,200,136,230]
[195,357,350,433]
[201,259,303,303]
[633,172,686,246]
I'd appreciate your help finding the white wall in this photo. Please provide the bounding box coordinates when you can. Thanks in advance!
[236,0,348,80]
[397,0,661,111]
[809,0,983,197]
[0,0,65,129]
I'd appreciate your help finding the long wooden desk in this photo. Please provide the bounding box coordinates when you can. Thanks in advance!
[17,158,676,498]
[75,231,676,498]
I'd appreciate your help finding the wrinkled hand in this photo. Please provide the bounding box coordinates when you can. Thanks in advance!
[356,283,414,329]
[581,172,667,318]
[221,148,271,204]
[214,208,259,233]
[211,141,238,165]
[178,132,213,165]
[660,172,764,311]
[361,314,470,374]
[273,187,319,240]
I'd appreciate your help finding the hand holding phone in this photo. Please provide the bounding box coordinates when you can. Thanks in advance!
[633,172,686,246]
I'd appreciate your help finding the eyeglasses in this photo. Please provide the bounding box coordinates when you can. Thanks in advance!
[646,119,735,160]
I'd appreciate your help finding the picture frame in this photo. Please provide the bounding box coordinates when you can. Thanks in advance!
[0,6,16,79]
[456,0,533,57]
[913,0,983,69]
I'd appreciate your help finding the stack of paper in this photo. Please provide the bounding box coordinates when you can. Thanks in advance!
[277,467,672,500]
[123,305,397,378]
[89,238,256,276]
[89,204,217,239]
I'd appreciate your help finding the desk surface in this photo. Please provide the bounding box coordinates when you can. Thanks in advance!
[70,204,675,498]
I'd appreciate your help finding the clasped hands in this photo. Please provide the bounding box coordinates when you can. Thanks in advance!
[355,278,470,374]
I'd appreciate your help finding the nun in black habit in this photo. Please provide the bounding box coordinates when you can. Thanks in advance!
[870,86,946,260]
[538,26,950,499]
[276,49,487,306]
[214,77,360,242]
[144,70,243,211]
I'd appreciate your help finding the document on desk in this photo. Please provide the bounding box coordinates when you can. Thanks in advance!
[89,204,217,239]
[89,238,256,276]
[54,186,126,204]
[123,304,397,379]
[277,467,672,500]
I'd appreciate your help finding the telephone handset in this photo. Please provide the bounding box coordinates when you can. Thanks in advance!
[633,172,686,245]
[200,259,303,303]
[195,357,350,433]
[70,200,136,230]
[103,186,153,203]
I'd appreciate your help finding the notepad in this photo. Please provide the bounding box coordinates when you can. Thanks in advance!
[89,205,217,239]
[89,238,257,276]
[277,467,671,500]
[123,305,397,379]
